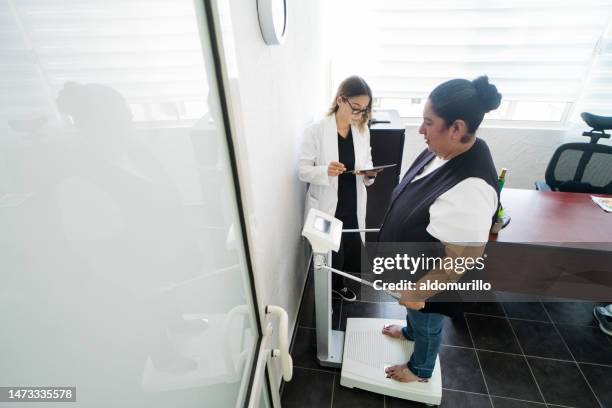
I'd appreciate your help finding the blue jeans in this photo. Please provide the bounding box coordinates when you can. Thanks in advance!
[400,308,445,379]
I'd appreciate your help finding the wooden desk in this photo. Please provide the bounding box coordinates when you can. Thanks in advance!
[491,188,612,243]
[484,188,612,300]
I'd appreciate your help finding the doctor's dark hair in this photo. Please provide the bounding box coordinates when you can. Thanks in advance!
[327,75,373,131]
[429,76,502,141]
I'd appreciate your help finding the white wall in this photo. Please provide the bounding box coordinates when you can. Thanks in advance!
[224,0,326,385]
[402,122,612,188]
[402,126,580,188]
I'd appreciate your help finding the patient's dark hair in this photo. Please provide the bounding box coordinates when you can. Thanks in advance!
[429,76,502,141]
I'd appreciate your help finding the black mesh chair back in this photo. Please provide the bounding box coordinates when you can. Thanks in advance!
[545,142,612,194]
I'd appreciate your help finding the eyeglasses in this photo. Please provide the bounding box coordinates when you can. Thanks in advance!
[342,97,370,116]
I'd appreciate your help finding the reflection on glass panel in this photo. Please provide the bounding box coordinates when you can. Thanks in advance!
[259,385,272,408]
[0,1,258,407]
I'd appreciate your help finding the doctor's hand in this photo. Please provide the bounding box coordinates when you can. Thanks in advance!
[327,161,346,177]
[356,170,378,178]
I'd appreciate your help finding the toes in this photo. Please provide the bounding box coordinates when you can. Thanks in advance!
[385,367,397,376]
[390,372,403,382]
[386,366,419,383]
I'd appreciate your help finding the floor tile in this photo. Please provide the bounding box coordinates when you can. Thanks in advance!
[557,324,612,365]
[339,300,383,331]
[281,367,334,408]
[579,363,612,408]
[438,390,493,408]
[338,271,363,301]
[496,292,541,303]
[527,357,600,408]
[439,345,488,394]
[331,373,384,408]
[384,395,429,407]
[386,389,492,408]
[353,273,397,302]
[502,302,550,323]
[464,301,506,317]
[332,299,342,330]
[477,350,543,402]
[442,315,474,348]
[466,315,521,354]
[509,320,571,360]
[332,269,368,301]
[288,269,609,408]
[299,277,341,330]
[541,301,598,327]
[291,326,337,372]
[380,301,407,320]
[497,292,550,323]
[298,275,315,328]
[491,396,546,407]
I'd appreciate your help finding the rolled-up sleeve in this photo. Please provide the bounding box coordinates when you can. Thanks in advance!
[426,178,498,245]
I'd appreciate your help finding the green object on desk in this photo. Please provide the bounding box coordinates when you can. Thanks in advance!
[497,168,508,218]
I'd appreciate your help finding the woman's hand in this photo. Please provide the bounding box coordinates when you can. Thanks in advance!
[356,170,378,178]
[401,301,425,310]
[398,290,425,310]
[328,161,346,177]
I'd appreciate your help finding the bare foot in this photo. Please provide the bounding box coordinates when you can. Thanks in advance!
[384,364,428,383]
[382,324,405,339]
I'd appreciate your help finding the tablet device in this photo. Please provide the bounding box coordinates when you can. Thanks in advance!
[354,164,396,174]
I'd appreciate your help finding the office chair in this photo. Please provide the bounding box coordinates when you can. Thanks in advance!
[535,112,612,194]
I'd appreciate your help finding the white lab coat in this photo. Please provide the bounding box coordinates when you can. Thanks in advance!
[298,114,374,242]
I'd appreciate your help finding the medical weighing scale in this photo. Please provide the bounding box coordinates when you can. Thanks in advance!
[302,209,442,406]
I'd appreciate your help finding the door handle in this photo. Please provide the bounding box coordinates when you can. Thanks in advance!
[265,305,293,381]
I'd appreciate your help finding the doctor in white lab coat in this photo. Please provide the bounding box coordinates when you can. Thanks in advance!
[298,76,376,301]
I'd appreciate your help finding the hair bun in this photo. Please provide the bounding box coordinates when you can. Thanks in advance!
[472,76,502,113]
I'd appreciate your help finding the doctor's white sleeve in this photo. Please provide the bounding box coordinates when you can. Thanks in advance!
[298,126,330,186]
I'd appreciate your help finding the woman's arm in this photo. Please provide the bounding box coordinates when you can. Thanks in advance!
[398,179,497,309]
[398,243,486,309]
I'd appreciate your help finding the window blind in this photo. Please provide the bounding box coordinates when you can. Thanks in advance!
[574,23,612,120]
[329,0,612,121]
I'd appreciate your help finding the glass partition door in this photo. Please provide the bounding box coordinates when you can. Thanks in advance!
[0,0,266,406]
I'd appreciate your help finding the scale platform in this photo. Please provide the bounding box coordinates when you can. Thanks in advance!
[340,318,442,406]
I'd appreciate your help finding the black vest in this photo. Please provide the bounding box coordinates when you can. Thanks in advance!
[376,138,499,317]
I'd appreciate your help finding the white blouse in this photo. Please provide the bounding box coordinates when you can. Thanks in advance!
[412,156,498,244]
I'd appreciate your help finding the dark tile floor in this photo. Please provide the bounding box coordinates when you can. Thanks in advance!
[281,271,612,408]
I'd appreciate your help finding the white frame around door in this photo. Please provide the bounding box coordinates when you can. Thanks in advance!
[199,1,284,406]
